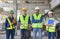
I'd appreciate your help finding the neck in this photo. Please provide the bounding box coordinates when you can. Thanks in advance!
[23,14,26,16]
[49,17,53,18]
[36,13,39,15]
[10,16,13,18]
[36,12,39,14]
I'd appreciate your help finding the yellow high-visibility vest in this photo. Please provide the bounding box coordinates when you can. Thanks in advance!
[6,17,16,30]
[46,18,56,32]
[20,14,29,29]
[32,13,43,28]
[48,26,55,32]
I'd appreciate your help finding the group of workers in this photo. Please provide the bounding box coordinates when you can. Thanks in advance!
[5,6,57,39]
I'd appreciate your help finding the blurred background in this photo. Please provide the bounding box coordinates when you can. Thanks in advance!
[0,0,60,39]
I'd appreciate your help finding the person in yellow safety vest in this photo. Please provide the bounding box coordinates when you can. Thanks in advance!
[18,7,31,39]
[46,11,56,39]
[32,7,43,39]
[5,10,17,39]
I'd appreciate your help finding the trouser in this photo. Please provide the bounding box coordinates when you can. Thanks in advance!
[47,32,55,39]
[29,30,31,38]
[33,28,42,39]
[6,29,15,39]
[20,29,29,39]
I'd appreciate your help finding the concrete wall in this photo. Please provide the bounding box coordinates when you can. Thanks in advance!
[18,0,49,16]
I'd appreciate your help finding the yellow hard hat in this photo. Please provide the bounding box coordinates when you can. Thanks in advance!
[22,8,27,11]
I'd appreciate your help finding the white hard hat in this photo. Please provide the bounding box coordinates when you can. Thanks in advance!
[48,11,53,14]
[35,7,39,10]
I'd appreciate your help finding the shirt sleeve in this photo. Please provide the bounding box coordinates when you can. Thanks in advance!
[18,17,20,22]
[44,20,48,25]
[53,20,58,26]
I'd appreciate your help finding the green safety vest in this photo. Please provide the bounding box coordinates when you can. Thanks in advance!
[32,13,43,28]
[6,17,16,30]
[46,18,56,32]
[20,14,29,29]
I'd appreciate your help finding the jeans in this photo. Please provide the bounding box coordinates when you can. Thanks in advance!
[6,29,15,39]
[47,32,55,39]
[20,29,29,39]
[33,28,42,39]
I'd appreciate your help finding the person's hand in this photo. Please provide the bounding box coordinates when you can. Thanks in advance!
[46,24,53,26]
[27,25,31,30]
[48,24,53,26]
[12,18,17,24]
[46,24,48,26]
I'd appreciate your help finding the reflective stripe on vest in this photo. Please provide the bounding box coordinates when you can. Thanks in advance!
[32,14,43,28]
[6,17,15,30]
[20,14,29,29]
[48,26,55,32]
[46,18,56,32]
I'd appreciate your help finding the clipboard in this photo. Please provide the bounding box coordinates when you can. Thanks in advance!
[48,20,54,24]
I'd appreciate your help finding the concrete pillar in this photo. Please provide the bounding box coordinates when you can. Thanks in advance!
[13,0,18,35]
[13,0,18,18]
